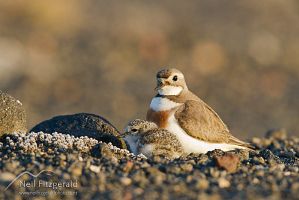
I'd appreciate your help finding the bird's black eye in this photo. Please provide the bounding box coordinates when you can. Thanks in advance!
[172,75,178,81]
[131,129,138,133]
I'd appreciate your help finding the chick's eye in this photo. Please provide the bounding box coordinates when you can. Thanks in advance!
[131,129,138,133]
[172,75,178,81]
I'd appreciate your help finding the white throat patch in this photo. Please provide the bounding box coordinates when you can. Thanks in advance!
[123,135,140,155]
[158,86,183,96]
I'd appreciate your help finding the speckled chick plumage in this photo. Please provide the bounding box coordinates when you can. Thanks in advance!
[123,119,183,159]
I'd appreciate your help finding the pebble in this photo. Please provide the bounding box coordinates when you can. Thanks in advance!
[252,177,259,184]
[253,156,265,164]
[215,153,240,173]
[252,137,261,144]
[218,178,230,188]
[71,167,82,177]
[123,161,134,173]
[120,177,132,186]
[196,179,209,190]
[180,163,193,172]
[210,168,220,178]
[0,172,15,182]
[90,165,101,173]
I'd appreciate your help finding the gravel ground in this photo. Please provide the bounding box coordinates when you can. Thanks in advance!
[0,130,298,200]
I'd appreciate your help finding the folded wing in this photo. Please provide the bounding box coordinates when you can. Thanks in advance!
[175,100,252,148]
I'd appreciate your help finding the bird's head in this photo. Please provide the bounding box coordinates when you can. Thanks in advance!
[155,68,188,96]
[123,119,158,136]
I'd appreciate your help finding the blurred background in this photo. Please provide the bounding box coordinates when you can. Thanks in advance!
[0,0,298,138]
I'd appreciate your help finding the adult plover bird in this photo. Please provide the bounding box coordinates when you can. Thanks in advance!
[146,68,252,154]
[122,119,183,159]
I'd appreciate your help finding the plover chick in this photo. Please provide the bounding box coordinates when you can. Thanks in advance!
[122,119,183,159]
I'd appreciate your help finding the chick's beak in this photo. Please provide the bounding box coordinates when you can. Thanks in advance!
[121,129,130,137]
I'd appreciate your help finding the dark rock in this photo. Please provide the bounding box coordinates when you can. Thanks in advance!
[30,113,126,149]
[278,151,296,165]
[259,149,280,162]
[0,91,27,136]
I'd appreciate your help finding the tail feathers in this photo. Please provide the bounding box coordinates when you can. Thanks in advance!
[229,136,255,150]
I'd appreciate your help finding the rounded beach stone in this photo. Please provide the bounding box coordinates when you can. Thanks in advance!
[0,91,27,136]
[30,113,126,149]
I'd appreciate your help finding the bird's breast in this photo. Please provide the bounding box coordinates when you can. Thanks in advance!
[147,97,182,128]
[146,109,169,129]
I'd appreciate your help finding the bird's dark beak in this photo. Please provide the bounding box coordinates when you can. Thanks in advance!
[155,78,165,91]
